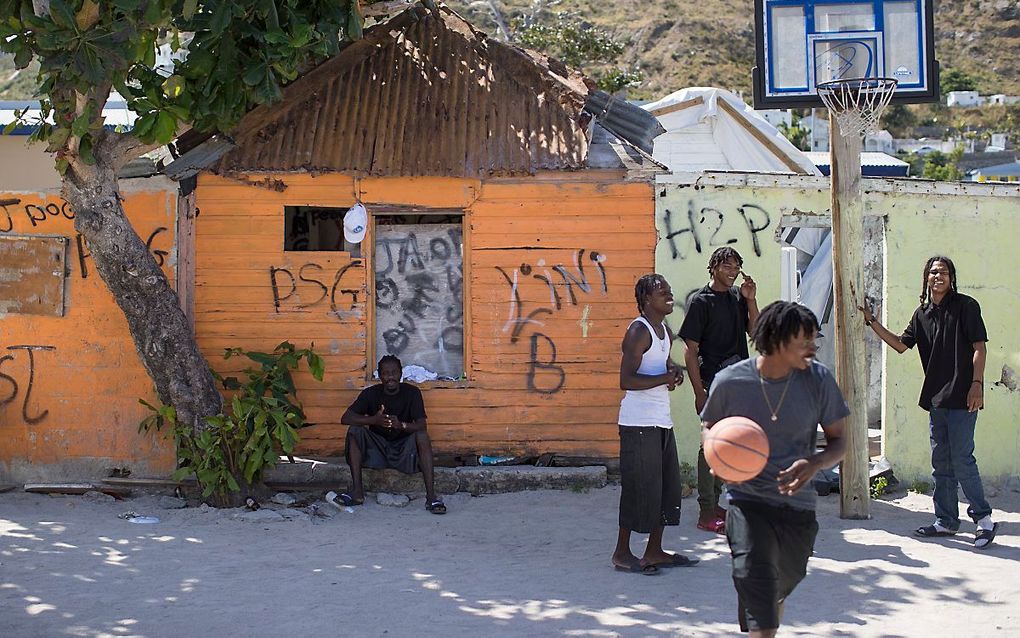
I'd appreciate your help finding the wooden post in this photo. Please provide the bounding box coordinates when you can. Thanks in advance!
[829,115,871,519]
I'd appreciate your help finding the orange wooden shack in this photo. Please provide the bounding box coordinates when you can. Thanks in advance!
[168,5,665,462]
[0,4,663,482]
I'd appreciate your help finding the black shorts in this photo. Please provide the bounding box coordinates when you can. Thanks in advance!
[618,426,683,534]
[345,425,420,475]
[726,500,818,632]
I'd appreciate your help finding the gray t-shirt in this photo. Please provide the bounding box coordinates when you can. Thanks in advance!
[700,358,850,511]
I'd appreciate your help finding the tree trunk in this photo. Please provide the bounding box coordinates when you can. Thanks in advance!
[61,162,222,435]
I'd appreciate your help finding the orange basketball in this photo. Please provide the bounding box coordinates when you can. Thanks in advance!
[704,416,770,483]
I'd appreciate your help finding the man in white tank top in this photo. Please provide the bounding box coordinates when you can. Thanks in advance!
[612,274,700,575]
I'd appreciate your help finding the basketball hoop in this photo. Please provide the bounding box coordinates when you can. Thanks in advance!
[816,77,898,138]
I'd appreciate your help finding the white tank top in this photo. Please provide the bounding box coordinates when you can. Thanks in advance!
[618,316,674,428]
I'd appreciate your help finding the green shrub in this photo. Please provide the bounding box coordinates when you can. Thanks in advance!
[870,476,889,499]
[141,342,324,500]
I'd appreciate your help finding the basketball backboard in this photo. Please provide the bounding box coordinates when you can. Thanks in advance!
[752,0,938,109]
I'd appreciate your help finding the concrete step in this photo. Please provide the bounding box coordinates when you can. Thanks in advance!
[264,457,608,495]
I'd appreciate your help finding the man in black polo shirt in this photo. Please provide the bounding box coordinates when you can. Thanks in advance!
[679,247,759,533]
[861,255,996,548]
[339,355,446,514]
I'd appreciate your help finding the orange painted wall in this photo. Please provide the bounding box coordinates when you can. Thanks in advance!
[0,184,178,480]
[193,172,654,458]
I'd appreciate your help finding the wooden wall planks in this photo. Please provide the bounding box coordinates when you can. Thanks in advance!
[193,172,654,458]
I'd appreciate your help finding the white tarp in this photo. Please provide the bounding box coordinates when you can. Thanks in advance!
[643,87,821,176]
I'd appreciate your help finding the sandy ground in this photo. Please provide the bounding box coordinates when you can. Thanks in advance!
[1,484,1018,638]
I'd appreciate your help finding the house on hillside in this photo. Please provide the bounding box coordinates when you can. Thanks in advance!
[946,91,983,107]
[988,94,1020,106]
[160,3,664,464]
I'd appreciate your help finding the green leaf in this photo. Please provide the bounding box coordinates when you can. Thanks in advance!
[346,1,364,41]
[183,0,199,20]
[152,111,178,142]
[71,111,91,138]
[242,61,267,87]
[308,352,325,381]
[47,0,77,30]
[78,134,95,165]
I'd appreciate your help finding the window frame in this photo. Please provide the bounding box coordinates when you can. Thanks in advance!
[365,206,471,387]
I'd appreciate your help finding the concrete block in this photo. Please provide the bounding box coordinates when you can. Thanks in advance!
[157,496,187,509]
[376,493,410,507]
[264,458,348,487]
[455,466,607,495]
[362,467,459,495]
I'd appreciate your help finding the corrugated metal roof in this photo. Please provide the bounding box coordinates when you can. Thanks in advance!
[212,4,593,177]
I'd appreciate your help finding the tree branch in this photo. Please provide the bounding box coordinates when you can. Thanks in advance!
[96,125,192,172]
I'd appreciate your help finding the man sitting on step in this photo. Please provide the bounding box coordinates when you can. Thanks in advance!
[339,355,445,514]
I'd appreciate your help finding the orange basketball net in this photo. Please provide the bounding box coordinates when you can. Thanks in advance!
[816,77,898,138]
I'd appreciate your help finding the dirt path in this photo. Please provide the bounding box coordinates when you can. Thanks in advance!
[1,486,1017,636]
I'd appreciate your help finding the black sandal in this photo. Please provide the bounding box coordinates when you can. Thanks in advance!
[914,524,957,537]
[974,523,999,549]
[614,562,660,576]
[653,553,700,568]
[426,499,447,515]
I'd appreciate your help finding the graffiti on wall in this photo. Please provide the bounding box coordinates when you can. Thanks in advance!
[0,345,55,425]
[269,260,363,319]
[0,198,172,279]
[495,248,608,394]
[375,225,464,379]
[662,201,772,261]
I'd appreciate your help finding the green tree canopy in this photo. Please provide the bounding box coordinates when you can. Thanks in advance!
[940,68,978,95]
[0,0,366,457]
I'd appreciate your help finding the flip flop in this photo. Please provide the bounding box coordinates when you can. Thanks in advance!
[328,491,363,507]
[914,524,957,537]
[426,499,447,515]
[974,522,999,549]
[652,553,700,568]
[614,562,660,576]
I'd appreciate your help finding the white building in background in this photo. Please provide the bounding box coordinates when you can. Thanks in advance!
[986,133,1008,152]
[754,109,793,129]
[864,130,895,154]
[988,94,1020,106]
[801,110,829,151]
[946,91,984,107]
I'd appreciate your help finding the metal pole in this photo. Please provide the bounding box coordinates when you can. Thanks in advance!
[829,113,871,519]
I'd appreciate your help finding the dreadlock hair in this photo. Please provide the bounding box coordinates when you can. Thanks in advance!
[634,274,667,313]
[919,255,958,306]
[378,354,402,372]
[707,246,743,274]
[751,301,819,355]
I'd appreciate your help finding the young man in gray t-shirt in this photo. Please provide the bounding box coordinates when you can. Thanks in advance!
[701,301,849,637]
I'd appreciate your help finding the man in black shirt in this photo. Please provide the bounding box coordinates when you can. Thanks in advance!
[679,247,759,533]
[339,355,445,514]
[861,255,996,548]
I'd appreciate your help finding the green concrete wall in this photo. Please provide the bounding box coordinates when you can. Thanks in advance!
[656,173,1020,482]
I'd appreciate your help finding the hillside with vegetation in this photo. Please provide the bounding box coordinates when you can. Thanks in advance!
[2,0,1018,105]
